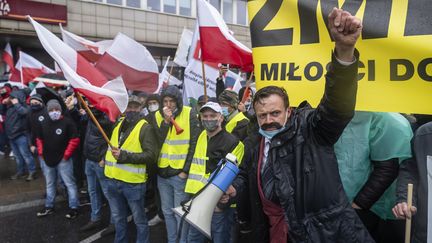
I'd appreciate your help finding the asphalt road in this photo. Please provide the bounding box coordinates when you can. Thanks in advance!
[0,201,167,243]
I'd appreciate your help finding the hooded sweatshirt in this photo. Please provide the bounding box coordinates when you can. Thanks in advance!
[155,86,201,178]
[5,90,30,140]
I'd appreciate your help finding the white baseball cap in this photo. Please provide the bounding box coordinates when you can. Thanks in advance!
[199,101,222,114]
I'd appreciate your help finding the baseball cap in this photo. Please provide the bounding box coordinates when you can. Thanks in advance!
[128,95,142,105]
[199,102,222,114]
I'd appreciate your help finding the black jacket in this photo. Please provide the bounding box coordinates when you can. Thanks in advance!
[5,90,29,140]
[155,86,201,178]
[83,110,114,163]
[233,51,373,242]
[397,122,432,243]
[27,107,47,147]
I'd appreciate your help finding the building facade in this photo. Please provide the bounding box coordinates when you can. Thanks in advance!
[0,0,251,75]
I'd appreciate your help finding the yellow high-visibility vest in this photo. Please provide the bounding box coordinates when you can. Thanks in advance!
[226,112,249,133]
[155,106,192,169]
[185,130,244,194]
[104,118,148,184]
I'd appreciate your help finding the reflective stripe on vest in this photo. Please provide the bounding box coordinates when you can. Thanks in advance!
[226,112,249,133]
[185,130,245,194]
[104,119,148,184]
[155,106,192,169]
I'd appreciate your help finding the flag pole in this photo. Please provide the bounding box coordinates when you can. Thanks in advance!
[20,58,24,85]
[201,60,207,103]
[241,71,254,103]
[75,92,114,148]
[405,183,413,243]
[166,57,174,86]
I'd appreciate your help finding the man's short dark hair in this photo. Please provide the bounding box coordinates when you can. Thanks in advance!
[253,86,289,109]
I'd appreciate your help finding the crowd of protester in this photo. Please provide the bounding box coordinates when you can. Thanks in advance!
[0,9,431,243]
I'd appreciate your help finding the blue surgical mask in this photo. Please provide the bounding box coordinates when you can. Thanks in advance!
[258,112,289,140]
[221,107,230,118]
[259,127,286,140]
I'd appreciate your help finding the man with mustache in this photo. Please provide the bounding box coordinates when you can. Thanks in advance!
[231,8,373,242]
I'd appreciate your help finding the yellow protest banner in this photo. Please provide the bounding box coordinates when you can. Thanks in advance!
[248,0,432,114]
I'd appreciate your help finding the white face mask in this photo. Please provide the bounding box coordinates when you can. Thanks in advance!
[49,111,62,121]
[148,104,159,112]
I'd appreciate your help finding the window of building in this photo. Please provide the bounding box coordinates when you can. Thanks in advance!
[236,0,247,25]
[209,0,221,11]
[180,0,192,16]
[106,0,122,5]
[126,0,141,8]
[163,0,176,14]
[147,0,161,11]
[222,0,233,23]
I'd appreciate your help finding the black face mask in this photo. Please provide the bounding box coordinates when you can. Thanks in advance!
[125,111,140,122]
[30,104,43,111]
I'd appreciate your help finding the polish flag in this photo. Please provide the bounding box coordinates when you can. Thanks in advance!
[9,51,55,84]
[95,33,159,93]
[2,43,15,72]
[197,0,253,72]
[28,16,128,122]
[60,25,113,63]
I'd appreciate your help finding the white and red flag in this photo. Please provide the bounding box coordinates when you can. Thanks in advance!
[60,25,112,63]
[9,51,55,84]
[95,33,159,93]
[2,43,15,72]
[196,0,253,72]
[28,16,128,122]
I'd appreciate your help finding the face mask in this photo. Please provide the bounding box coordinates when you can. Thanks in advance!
[258,111,289,140]
[244,102,251,111]
[125,111,140,122]
[221,107,230,118]
[148,104,159,112]
[202,119,219,132]
[49,111,62,121]
[31,104,43,111]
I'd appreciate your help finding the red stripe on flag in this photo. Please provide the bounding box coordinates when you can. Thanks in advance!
[77,50,102,63]
[75,54,108,87]
[199,26,253,72]
[75,88,121,122]
[2,52,15,71]
[9,67,47,84]
[95,54,159,93]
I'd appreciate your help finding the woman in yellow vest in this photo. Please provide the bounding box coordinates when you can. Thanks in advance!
[104,96,158,243]
[185,101,244,243]
[154,86,201,243]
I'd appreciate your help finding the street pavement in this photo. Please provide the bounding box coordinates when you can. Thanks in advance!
[0,201,168,243]
[0,157,167,243]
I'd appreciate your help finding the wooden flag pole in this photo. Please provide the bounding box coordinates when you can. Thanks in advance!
[166,62,175,86]
[201,60,208,103]
[241,71,254,103]
[405,183,413,243]
[75,92,114,148]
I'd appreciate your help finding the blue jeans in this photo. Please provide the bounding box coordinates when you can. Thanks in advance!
[9,135,36,174]
[158,175,190,243]
[40,158,79,209]
[85,159,111,222]
[105,179,149,243]
[188,209,233,243]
